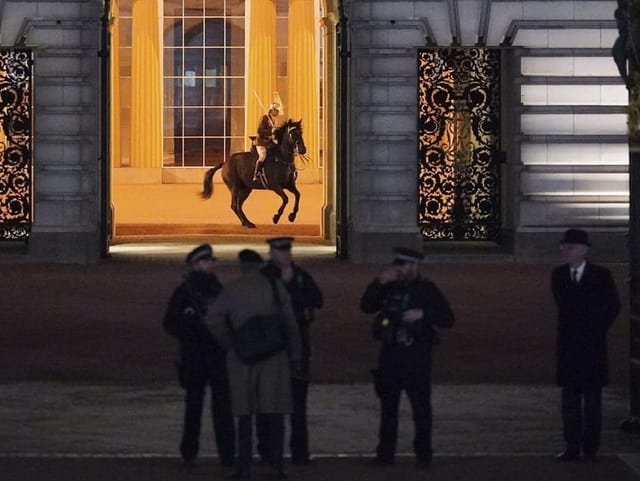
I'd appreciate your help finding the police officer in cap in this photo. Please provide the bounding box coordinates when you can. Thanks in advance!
[163,244,235,468]
[360,247,455,469]
[261,236,324,465]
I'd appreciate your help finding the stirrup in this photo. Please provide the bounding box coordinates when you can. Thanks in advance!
[257,171,268,188]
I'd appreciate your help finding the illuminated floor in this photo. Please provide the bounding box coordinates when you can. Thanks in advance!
[111,181,325,238]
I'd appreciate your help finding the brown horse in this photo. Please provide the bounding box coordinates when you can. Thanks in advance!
[200,119,307,228]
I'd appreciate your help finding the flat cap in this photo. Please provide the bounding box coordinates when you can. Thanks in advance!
[560,228,590,246]
[266,236,294,250]
[186,244,216,264]
[392,247,424,265]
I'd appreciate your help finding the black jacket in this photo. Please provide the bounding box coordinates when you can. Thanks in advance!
[360,275,455,348]
[551,261,620,387]
[263,261,323,362]
[163,271,224,381]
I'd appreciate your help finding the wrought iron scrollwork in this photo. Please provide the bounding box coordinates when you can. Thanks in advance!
[0,49,32,240]
[417,48,500,241]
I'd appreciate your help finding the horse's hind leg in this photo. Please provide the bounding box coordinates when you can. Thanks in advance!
[272,187,289,224]
[286,183,301,223]
[231,187,256,228]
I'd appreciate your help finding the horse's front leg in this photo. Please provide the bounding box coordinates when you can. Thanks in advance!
[286,183,301,223]
[272,188,289,224]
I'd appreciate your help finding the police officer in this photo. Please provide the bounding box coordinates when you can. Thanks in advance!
[360,247,455,469]
[163,244,235,468]
[261,236,324,465]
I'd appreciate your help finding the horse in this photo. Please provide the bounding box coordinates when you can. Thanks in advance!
[200,119,307,228]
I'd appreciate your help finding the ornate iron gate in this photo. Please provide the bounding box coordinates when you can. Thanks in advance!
[0,49,32,240]
[417,48,500,241]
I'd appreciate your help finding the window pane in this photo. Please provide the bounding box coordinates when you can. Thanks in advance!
[164,0,182,16]
[276,17,287,46]
[277,47,287,76]
[184,19,203,46]
[119,0,132,16]
[228,48,244,76]
[228,107,244,137]
[227,18,245,47]
[184,0,203,17]
[163,137,181,166]
[205,108,224,136]
[165,137,183,166]
[184,77,203,105]
[204,0,223,16]
[184,108,203,135]
[228,78,244,106]
[184,49,203,76]
[164,48,183,76]
[119,47,131,76]
[205,18,224,46]
[205,138,224,166]
[164,78,183,106]
[119,18,132,46]
[205,78,223,105]
[184,138,204,166]
[163,18,183,47]
[276,0,288,16]
[163,108,182,136]
[226,0,245,16]
[204,48,224,75]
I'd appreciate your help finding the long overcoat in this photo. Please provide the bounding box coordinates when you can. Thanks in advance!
[206,268,302,416]
[551,261,620,387]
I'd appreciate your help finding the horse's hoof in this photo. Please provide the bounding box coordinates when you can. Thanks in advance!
[288,213,296,222]
[273,215,281,224]
[243,222,256,228]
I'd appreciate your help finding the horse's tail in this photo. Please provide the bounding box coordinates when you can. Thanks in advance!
[200,164,223,199]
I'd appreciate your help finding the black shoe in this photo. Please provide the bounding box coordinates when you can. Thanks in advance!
[555,450,580,462]
[368,457,394,466]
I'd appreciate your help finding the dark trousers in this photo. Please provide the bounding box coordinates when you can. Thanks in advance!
[290,377,310,461]
[180,377,235,465]
[561,386,602,456]
[375,347,433,462]
[237,414,285,476]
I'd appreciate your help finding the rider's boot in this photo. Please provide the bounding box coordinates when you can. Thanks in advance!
[252,161,263,182]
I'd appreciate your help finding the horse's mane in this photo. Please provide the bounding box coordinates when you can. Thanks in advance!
[273,119,302,144]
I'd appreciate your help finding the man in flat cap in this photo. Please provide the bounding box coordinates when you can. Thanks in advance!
[260,236,324,465]
[360,247,455,469]
[551,229,620,462]
[206,248,301,479]
[163,244,235,468]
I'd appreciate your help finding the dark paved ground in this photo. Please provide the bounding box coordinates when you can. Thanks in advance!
[0,242,638,481]
[0,252,630,387]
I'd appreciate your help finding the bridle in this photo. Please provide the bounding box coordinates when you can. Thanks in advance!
[276,124,303,166]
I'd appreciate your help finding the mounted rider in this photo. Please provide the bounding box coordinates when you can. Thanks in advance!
[253,94,283,182]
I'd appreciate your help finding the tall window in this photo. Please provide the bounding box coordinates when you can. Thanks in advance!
[163,0,246,167]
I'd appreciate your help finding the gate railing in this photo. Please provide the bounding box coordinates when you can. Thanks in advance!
[0,48,33,240]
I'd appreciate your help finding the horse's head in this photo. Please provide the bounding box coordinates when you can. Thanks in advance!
[275,119,306,156]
